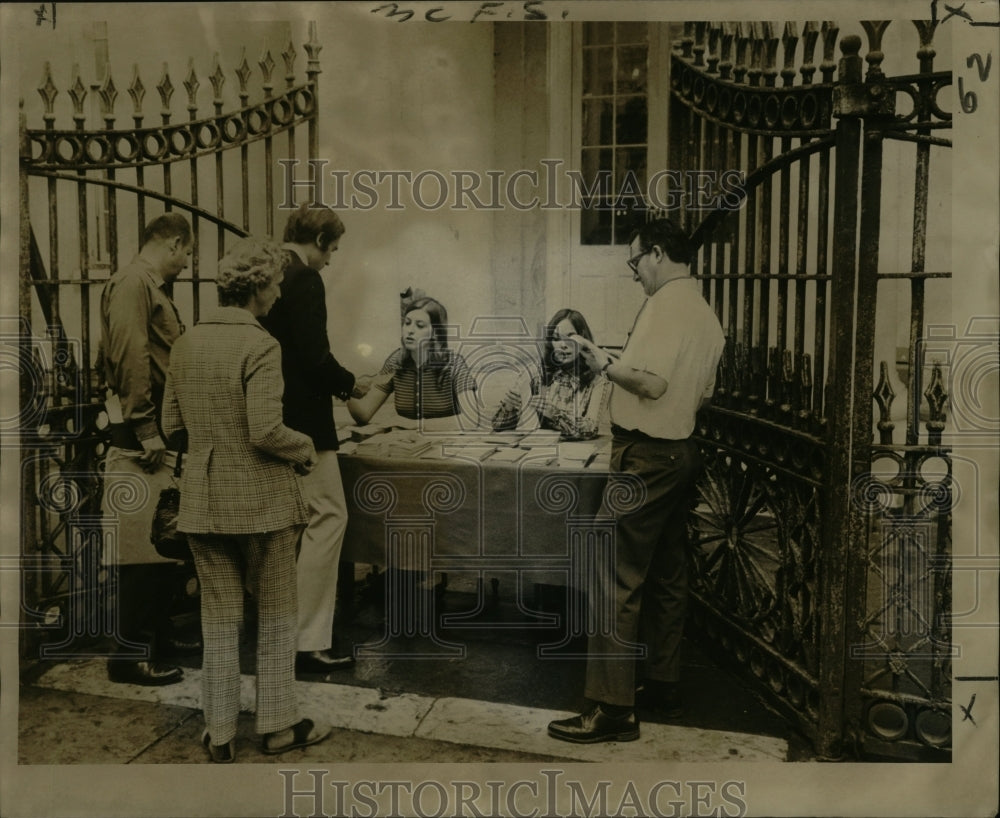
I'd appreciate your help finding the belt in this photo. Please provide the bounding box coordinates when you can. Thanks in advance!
[610,424,687,444]
[108,423,143,450]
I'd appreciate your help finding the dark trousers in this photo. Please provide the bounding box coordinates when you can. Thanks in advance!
[112,563,176,659]
[584,432,702,707]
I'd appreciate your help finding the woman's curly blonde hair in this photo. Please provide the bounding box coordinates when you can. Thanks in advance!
[216,237,288,307]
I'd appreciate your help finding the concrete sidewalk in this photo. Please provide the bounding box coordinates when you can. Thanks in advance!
[18,575,811,766]
[20,657,788,764]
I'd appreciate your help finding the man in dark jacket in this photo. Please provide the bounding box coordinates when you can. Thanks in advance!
[260,204,366,674]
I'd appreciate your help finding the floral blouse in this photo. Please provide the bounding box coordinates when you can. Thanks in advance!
[492,368,609,440]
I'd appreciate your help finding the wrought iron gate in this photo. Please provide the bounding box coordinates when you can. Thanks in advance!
[670,21,953,760]
[17,22,322,658]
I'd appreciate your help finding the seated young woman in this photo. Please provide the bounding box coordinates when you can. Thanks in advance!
[347,294,479,431]
[492,308,610,440]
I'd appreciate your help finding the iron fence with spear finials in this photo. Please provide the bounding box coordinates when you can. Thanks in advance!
[17,21,322,662]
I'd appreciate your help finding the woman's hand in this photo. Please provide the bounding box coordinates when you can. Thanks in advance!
[491,387,523,432]
[347,370,394,424]
[498,387,522,412]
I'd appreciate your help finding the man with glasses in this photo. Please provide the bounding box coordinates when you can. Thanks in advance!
[548,218,724,743]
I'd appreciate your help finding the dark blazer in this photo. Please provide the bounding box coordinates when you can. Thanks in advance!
[259,251,355,451]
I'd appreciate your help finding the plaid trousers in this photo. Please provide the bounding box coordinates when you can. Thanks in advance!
[188,525,302,742]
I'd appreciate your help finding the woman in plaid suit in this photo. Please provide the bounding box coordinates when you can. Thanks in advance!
[162,237,331,762]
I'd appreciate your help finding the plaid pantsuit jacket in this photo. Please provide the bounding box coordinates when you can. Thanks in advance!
[162,306,316,741]
[162,306,314,534]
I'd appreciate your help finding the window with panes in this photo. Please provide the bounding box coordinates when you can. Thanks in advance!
[579,22,650,245]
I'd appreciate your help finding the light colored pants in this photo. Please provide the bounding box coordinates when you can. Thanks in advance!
[189,526,301,742]
[295,450,349,651]
[102,446,180,566]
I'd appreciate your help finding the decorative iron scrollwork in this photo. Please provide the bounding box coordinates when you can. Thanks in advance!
[689,454,781,629]
[24,88,316,170]
[672,20,837,136]
[673,56,835,136]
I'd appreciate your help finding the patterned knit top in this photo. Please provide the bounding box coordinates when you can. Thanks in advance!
[374,348,477,420]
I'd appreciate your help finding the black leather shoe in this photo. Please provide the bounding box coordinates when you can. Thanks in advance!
[295,650,356,674]
[636,681,684,720]
[161,633,204,655]
[107,660,184,686]
[548,704,639,744]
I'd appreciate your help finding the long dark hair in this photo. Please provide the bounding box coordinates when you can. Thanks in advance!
[540,308,597,388]
[401,296,451,372]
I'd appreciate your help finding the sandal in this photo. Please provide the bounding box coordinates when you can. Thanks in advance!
[261,718,332,755]
[201,730,236,763]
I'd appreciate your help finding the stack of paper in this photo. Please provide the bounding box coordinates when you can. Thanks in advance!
[555,440,600,468]
[353,439,388,456]
[385,439,433,458]
[418,445,447,459]
[483,432,526,445]
[487,448,527,464]
[589,452,612,470]
[438,444,498,462]
[342,424,393,442]
[518,430,561,448]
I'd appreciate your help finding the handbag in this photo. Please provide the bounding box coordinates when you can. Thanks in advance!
[150,453,192,561]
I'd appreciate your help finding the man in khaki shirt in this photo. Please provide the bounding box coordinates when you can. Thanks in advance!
[549,218,724,743]
[99,213,193,686]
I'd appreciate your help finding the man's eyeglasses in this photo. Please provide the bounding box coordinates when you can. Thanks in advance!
[626,248,652,273]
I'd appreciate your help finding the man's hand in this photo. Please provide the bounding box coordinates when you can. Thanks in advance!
[139,435,167,471]
[351,371,393,399]
[351,375,373,400]
[571,334,617,375]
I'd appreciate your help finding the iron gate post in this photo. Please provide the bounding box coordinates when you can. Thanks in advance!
[817,32,866,760]
[840,20,899,755]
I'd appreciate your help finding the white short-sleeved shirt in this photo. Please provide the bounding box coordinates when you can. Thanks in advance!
[609,277,725,440]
